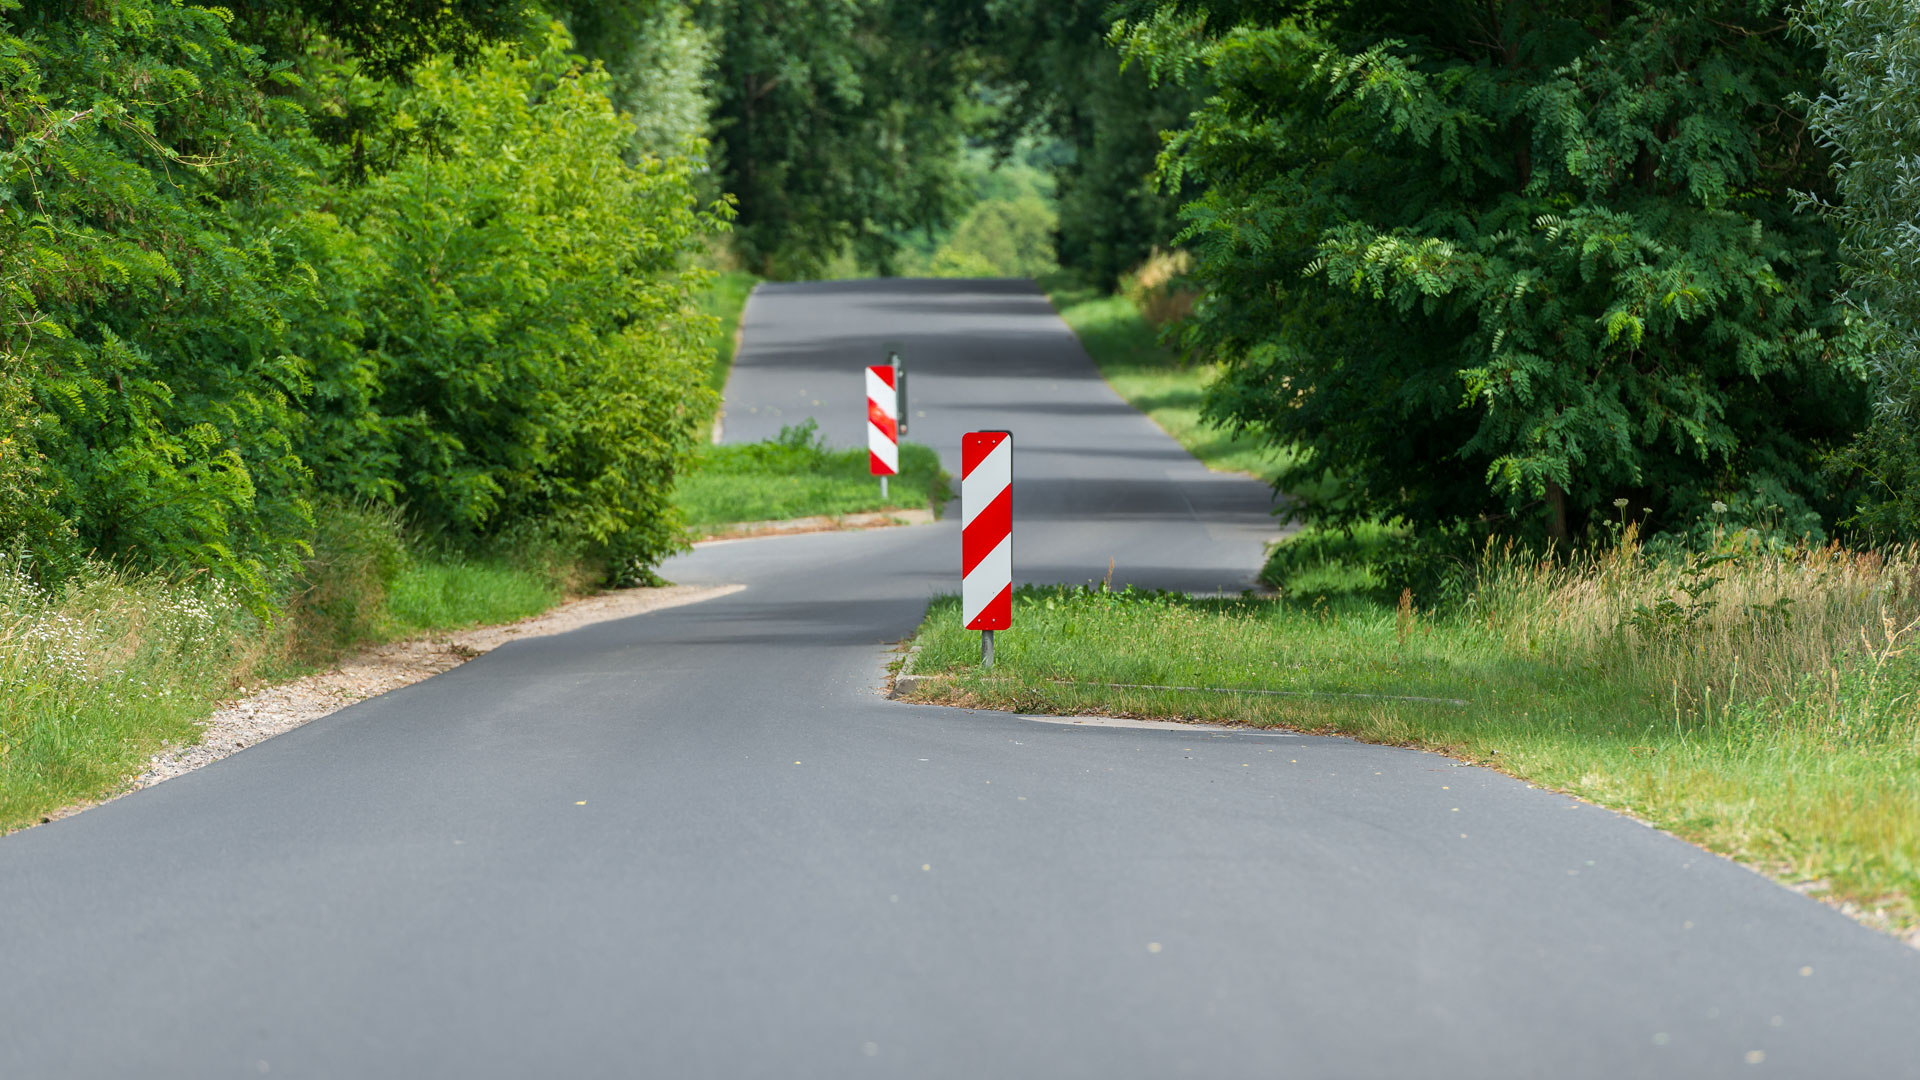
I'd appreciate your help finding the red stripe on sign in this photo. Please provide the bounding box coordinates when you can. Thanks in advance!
[965,583,1012,631]
[869,450,895,476]
[867,400,896,439]
[871,365,895,389]
[961,485,1011,577]
[962,431,1006,479]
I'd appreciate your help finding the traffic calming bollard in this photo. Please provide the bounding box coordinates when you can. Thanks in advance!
[962,431,1012,667]
[867,365,897,500]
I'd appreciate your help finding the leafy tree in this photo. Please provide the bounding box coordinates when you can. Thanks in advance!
[1799,0,1920,539]
[227,0,536,79]
[1119,1,1864,545]
[918,194,1059,278]
[979,0,1197,288]
[702,0,986,277]
[0,0,318,592]
[299,27,725,570]
[550,0,718,161]
[2,0,726,594]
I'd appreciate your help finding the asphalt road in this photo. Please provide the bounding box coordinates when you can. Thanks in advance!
[2,278,1915,1078]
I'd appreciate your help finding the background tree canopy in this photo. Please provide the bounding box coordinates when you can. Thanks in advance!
[1,0,721,597]
[1119,0,1867,547]
[1,0,1913,607]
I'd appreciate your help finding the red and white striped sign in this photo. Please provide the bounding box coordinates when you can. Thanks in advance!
[867,365,898,476]
[961,431,1012,631]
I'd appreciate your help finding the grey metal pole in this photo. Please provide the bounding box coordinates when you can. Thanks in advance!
[982,629,994,668]
[890,349,907,436]
[880,476,888,501]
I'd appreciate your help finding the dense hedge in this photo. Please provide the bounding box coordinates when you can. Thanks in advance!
[1120,1,1863,548]
[0,1,721,597]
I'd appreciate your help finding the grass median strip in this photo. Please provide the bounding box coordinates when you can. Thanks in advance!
[674,420,949,537]
[897,539,1920,942]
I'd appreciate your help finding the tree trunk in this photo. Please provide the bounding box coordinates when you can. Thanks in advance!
[1546,482,1570,542]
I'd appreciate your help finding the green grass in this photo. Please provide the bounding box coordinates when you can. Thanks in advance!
[0,563,265,830]
[386,559,563,633]
[674,422,950,533]
[1048,289,1289,484]
[700,269,760,404]
[902,542,1920,938]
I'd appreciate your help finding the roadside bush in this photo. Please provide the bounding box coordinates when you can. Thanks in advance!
[0,0,319,596]
[284,499,407,662]
[912,195,1059,280]
[299,27,724,573]
[1118,249,1194,327]
[1798,0,1920,540]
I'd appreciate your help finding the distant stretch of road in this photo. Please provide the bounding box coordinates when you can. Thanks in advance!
[1,278,1913,1078]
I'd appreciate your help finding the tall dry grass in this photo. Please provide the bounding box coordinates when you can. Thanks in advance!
[1120,248,1196,327]
[1471,526,1920,737]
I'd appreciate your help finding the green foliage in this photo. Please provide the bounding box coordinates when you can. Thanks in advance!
[286,498,408,660]
[559,0,719,161]
[297,27,724,572]
[1798,1,1920,539]
[1119,2,1865,547]
[0,0,318,597]
[231,0,537,80]
[907,194,1059,279]
[979,1,1199,288]
[702,0,983,277]
[675,421,949,531]
[2,2,728,600]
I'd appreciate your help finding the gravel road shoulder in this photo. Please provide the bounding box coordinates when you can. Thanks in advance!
[37,583,743,825]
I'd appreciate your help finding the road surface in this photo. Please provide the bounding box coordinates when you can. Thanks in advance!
[1,278,1914,1078]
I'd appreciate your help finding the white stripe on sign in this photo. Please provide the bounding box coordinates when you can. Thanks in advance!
[961,431,1011,631]
[867,365,897,475]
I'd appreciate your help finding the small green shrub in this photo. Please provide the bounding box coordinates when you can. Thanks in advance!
[285,500,407,663]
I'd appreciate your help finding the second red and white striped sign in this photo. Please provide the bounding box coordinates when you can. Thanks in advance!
[867,365,898,476]
[962,431,1012,631]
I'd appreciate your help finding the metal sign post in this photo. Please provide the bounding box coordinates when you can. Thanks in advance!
[867,365,898,500]
[884,342,907,437]
[961,431,1012,667]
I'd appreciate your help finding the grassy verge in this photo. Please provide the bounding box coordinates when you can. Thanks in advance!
[1045,284,1288,485]
[0,505,581,832]
[385,559,562,633]
[900,536,1920,938]
[700,269,760,404]
[674,421,950,535]
[0,271,767,832]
